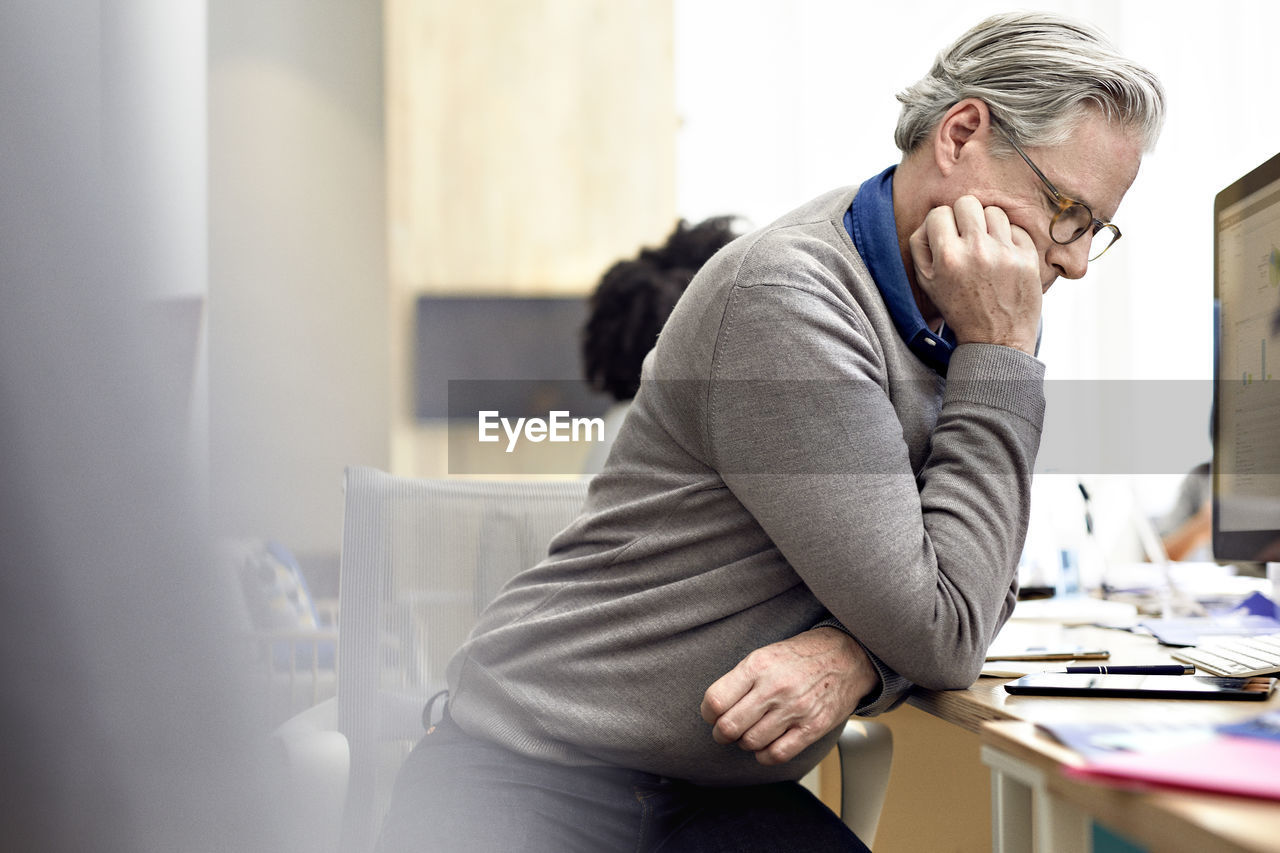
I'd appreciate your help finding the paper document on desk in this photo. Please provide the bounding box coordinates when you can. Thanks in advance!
[980,661,1060,678]
[1066,735,1280,801]
[984,643,1109,662]
[1141,591,1280,646]
[1140,614,1280,647]
[1038,720,1217,759]
[1009,596,1137,626]
[1219,709,1280,743]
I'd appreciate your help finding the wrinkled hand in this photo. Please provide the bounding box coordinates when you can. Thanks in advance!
[908,195,1042,355]
[699,627,877,766]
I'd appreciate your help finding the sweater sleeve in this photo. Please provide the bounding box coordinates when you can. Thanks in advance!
[810,615,913,715]
[708,282,1044,691]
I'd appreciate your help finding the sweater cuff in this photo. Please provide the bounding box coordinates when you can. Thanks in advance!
[812,618,913,717]
[943,343,1046,427]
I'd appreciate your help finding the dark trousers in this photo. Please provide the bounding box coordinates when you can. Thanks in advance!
[375,714,870,853]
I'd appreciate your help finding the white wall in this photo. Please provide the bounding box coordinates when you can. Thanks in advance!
[675,0,1280,384]
[103,0,210,500]
[0,4,281,848]
[103,1,207,302]
[675,1,1280,528]
[208,0,390,554]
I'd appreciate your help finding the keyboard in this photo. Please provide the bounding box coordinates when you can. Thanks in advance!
[1172,633,1280,677]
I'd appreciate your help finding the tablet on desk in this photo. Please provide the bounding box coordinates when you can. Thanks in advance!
[1004,673,1277,700]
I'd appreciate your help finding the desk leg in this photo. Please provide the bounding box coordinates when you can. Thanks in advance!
[982,745,1091,853]
[989,753,1032,853]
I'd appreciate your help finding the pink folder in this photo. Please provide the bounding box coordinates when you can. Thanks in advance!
[1066,735,1280,800]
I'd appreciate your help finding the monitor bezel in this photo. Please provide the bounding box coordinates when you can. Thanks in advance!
[1212,150,1280,562]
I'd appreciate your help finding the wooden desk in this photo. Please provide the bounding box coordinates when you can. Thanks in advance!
[906,622,1280,853]
[981,721,1280,853]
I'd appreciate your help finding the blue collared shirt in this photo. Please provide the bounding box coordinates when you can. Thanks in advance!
[844,166,955,375]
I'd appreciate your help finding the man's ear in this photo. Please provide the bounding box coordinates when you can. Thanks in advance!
[932,98,991,177]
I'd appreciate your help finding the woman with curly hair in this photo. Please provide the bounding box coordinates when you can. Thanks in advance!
[580,216,740,473]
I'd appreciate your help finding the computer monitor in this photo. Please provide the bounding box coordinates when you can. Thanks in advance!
[1212,151,1280,562]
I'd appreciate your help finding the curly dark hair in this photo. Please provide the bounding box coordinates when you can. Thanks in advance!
[582,216,739,401]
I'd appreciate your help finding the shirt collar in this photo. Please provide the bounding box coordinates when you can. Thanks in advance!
[844,165,955,374]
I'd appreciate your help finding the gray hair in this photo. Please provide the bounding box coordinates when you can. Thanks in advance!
[894,12,1166,154]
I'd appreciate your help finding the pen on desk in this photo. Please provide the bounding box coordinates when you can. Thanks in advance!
[1059,664,1196,675]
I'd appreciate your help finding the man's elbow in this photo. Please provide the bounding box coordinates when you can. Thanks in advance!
[906,644,986,691]
[914,664,983,691]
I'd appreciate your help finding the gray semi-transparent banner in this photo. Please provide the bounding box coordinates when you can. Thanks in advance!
[445,379,1272,477]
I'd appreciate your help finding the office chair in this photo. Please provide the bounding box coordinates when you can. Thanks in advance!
[274,468,590,852]
[275,466,894,852]
[837,719,894,847]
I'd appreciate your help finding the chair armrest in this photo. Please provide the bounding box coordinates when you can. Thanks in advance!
[275,694,339,737]
[273,698,348,853]
[837,719,894,848]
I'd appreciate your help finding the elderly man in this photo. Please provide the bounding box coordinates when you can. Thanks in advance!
[378,12,1165,852]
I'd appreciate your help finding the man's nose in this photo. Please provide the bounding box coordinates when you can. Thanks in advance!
[1047,235,1091,280]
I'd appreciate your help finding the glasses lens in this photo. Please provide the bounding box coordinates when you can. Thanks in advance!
[1088,226,1119,261]
[1050,204,1093,244]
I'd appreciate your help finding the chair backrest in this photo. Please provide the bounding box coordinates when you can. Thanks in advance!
[335,467,590,853]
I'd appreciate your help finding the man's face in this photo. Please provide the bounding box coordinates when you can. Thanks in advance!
[958,111,1144,292]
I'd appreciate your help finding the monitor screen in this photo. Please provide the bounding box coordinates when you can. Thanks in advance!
[1213,152,1280,562]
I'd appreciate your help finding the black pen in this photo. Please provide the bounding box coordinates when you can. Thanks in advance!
[1058,664,1195,675]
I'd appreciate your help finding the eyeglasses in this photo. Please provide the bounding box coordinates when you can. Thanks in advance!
[992,121,1121,261]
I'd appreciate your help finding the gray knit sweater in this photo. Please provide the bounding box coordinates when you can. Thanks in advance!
[447,186,1045,786]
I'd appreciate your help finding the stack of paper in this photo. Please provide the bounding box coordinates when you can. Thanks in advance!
[1066,736,1280,800]
[1046,711,1280,800]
